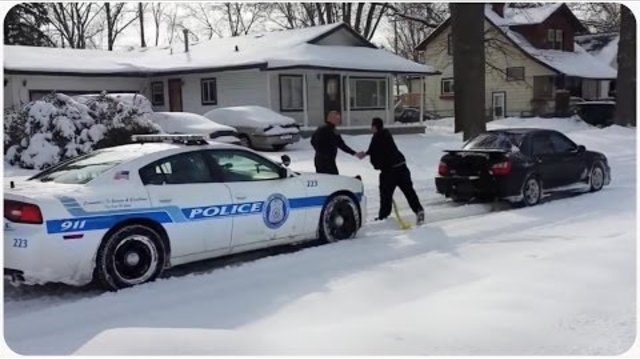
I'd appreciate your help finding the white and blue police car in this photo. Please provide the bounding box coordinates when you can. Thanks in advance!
[5,135,365,290]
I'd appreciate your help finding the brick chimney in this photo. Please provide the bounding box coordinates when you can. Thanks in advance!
[492,3,505,17]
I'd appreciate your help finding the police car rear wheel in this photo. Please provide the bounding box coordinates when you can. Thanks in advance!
[320,195,360,243]
[95,224,166,291]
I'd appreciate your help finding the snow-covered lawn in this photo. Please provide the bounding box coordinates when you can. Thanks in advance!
[3,117,636,356]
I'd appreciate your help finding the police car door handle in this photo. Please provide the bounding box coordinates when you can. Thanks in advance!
[235,195,247,200]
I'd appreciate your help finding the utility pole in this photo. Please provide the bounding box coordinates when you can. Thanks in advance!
[393,16,400,107]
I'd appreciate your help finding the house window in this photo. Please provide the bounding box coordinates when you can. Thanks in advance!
[151,81,164,106]
[534,76,554,98]
[279,75,303,111]
[441,78,454,96]
[201,78,217,105]
[447,34,453,55]
[506,67,525,81]
[349,78,387,109]
[547,29,564,50]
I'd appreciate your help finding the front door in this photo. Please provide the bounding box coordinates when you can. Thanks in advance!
[206,149,307,250]
[168,78,183,112]
[492,92,506,119]
[324,74,342,120]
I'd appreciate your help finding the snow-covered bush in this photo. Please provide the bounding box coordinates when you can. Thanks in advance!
[5,92,160,169]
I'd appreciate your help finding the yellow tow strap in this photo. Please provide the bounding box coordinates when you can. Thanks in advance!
[392,199,412,230]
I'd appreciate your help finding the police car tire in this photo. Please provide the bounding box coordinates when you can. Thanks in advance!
[95,224,166,291]
[319,194,360,243]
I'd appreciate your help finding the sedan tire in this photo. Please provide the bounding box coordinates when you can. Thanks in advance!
[589,163,605,192]
[520,175,542,207]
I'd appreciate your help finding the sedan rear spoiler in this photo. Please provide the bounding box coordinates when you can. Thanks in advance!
[443,149,508,154]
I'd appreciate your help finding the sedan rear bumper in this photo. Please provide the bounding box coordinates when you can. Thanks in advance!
[435,176,521,200]
[251,133,301,149]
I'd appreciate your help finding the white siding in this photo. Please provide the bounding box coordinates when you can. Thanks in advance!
[148,69,269,114]
[3,74,144,110]
[313,28,369,47]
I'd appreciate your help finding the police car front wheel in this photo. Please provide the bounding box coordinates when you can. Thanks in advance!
[320,194,360,243]
[95,224,166,291]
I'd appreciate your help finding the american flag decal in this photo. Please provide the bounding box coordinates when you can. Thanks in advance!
[114,170,130,180]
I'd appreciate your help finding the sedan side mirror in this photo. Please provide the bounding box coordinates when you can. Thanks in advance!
[577,145,586,153]
[278,167,290,179]
[281,154,291,167]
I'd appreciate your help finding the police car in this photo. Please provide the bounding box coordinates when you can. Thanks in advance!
[5,135,365,290]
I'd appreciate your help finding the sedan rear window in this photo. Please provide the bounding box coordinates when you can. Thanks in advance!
[464,132,523,151]
[30,149,130,184]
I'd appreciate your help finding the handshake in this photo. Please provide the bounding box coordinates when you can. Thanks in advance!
[355,151,367,160]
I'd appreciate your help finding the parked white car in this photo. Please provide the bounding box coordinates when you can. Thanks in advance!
[149,112,241,145]
[4,135,365,290]
[203,106,301,150]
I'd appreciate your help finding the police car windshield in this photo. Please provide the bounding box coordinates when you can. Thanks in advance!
[31,149,130,184]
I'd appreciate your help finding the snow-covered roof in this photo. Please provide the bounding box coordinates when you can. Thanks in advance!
[484,6,616,79]
[5,23,437,76]
[502,4,564,26]
[575,33,619,70]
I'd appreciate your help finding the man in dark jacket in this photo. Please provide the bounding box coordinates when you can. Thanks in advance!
[311,111,362,174]
[359,117,424,225]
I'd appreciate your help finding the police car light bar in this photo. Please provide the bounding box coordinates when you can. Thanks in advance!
[131,134,208,145]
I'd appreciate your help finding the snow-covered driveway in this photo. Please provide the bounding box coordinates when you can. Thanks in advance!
[3,118,636,356]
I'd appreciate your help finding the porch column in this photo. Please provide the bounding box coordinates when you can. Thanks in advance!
[266,72,272,109]
[346,74,352,126]
[419,75,425,126]
[386,74,392,124]
[302,73,309,127]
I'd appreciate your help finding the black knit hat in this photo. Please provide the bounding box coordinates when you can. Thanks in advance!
[371,117,384,130]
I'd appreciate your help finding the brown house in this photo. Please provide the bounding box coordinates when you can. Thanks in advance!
[410,3,617,119]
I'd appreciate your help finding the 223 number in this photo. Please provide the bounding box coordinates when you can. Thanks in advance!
[307,180,318,188]
[12,238,28,248]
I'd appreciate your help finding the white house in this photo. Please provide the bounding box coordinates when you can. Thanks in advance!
[4,23,438,129]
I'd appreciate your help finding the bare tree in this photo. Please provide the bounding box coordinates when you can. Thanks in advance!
[138,3,146,47]
[570,3,620,33]
[47,3,104,48]
[185,3,224,39]
[269,3,388,40]
[150,3,164,46]
[222,2,270,37]
[450,3,486,139]
[104,3,138,50]
[386,3,448,61]
[616,5,636,126]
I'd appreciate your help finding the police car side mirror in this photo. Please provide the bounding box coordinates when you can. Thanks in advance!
[281,154,291,167]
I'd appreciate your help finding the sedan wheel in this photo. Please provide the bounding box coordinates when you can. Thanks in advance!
[521,176,542,206]
[320,195,360,242]
[589,164,605,192]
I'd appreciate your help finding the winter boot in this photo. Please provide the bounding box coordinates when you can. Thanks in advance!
[416,211,425,226]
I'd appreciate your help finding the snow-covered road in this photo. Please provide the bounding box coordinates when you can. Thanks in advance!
[3,118,637,356]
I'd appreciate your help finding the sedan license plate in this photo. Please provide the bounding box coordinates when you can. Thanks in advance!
[280,134,293,140]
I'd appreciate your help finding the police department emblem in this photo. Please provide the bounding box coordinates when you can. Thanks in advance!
[263,193,290,229]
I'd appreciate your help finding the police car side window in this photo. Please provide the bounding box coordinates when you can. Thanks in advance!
[140,152,213,185]
[206,150,281,182]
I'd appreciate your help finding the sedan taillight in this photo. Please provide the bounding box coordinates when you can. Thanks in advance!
[438,161,449,176]
[491,160,512,176]
[4,200,43,224]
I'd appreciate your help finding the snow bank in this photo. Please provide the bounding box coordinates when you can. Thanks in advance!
[204,106,300,132]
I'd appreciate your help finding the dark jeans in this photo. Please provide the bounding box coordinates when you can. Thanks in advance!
[314,156,339,175]
[379,164,423,219]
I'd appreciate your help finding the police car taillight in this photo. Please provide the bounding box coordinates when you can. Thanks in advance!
[4,200,43,224]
